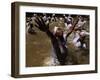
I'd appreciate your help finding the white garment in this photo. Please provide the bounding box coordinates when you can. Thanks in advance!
[65,23,67,28]
[31,16,36,21]
[67,15,73,22]
[43,16,47,21]
[77,20,86,28]
[65,23,72,30]
[73,31,88,48]
[73,33,81,47]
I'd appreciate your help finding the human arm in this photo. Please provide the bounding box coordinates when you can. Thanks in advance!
[66,18,79,38]
[35,17,54,38]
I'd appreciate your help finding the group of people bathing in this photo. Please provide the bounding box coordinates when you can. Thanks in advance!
[26,13,89,66]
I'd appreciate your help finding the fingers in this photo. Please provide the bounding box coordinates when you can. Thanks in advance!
[40,17,49,29]
[40,17,45,26]
[34,17,49,32]
[35,17,46,27]
[34,24,39,28]
[35,18,42,26]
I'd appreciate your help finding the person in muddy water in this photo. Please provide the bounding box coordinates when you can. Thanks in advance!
[73,29,89,49]
[34,17,79,66]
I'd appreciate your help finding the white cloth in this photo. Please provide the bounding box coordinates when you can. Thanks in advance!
[73,31,88,48]
[77,20,86,28]
[53,26,58,35]
[73,34,81,47]
[65,23,72,30]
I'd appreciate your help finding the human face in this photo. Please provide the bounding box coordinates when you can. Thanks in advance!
[56,28,63,37]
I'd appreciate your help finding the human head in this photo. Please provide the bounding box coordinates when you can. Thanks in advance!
[53,26,63,37]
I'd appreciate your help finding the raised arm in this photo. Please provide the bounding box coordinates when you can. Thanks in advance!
[35,17,54,38]
[66,17,79,38]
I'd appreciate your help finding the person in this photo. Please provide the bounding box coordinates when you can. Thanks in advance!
[31,14,37,21]
[51,14,56,22]
[27,19,36,34]
[72,16,88,49]
[75,16,87,30]
[34,17,79,65]
[73,29,89,49]
[64,15,73,30]
[43,13,47,22]
[67,15,73,23]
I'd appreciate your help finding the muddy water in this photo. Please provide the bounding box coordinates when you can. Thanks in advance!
[26,21,89,67]
[26,26,52,67]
